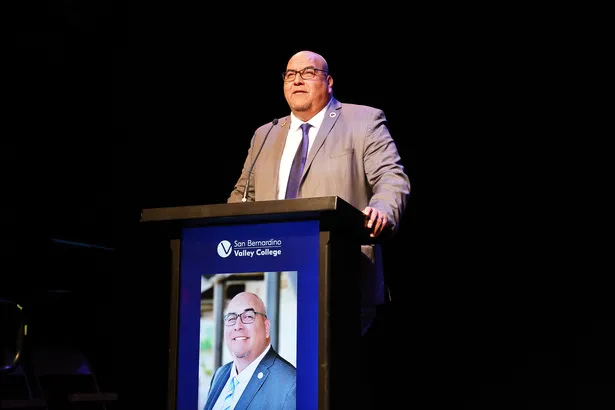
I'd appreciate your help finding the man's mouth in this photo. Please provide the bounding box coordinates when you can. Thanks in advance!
[233,336,248,341]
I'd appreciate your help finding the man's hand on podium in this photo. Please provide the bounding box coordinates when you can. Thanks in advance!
[362,206,391,238]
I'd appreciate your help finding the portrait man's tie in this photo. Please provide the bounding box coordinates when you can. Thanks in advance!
[285,123,311,199]
[223,376,237,410]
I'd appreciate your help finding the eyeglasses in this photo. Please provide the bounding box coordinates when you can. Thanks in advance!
[223,309,267,326]
[282,66,328,82]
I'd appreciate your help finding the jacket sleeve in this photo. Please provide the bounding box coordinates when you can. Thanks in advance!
[363,109,411,232]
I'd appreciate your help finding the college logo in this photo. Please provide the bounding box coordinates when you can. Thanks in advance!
[216,240,232,258]
[217,238,284,258]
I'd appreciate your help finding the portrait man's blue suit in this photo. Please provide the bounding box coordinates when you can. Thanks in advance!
[202,346,296,410]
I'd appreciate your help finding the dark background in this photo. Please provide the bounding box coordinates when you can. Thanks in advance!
[4,2,612,409]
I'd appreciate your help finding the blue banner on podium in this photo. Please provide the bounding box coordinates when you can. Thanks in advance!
[176,220,320,410]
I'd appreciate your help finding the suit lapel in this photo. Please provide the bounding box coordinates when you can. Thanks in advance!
[302,99,342,179]
[204,365,232,410]
[264,117,290,200]
[271,117,290,199]
[234,348,277,409]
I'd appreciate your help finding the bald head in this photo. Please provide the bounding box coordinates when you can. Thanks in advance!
[289,50,329,73]
[227,292,267,315]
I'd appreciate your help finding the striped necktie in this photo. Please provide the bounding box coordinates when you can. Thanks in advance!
[222,376,237,410]
[285,122,311,199]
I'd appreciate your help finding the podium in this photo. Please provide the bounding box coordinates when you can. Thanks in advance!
[139,196,374,410]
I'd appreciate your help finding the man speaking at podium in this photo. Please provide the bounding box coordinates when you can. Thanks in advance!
[227,50,411,408]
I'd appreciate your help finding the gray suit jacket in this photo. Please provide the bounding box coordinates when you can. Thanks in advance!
[202,347,296,410]
[228,97,411,306]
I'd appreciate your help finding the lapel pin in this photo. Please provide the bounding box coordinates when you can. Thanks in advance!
[329,112,336,118]
[281,121,287,127]
[257,372,264,379]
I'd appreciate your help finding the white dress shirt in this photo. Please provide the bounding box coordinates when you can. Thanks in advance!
[277,99,333,199]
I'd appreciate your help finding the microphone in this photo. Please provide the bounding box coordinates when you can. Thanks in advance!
[242,118,279,202]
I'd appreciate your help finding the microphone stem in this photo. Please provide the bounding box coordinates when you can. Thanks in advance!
[242,119,278,202]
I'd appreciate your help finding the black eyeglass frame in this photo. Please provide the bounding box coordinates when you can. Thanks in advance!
[282,66,328,82]
[223,308,267,326]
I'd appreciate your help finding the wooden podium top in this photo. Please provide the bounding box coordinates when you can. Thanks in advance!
[140,196,374,242]
[140,196,350,222]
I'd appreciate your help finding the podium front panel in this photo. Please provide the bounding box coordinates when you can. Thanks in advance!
[173,220,320,410]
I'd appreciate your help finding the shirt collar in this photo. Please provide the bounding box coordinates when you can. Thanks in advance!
[289,98,333,131]
[230,343,271,384]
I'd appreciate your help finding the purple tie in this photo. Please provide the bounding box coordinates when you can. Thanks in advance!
[285,123,311,199]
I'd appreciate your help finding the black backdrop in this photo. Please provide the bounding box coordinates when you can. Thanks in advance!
[5,2,612,409]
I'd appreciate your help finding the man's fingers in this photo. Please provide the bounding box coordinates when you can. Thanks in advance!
[363,207,391,237]
[370,218,380,237]
[371,214,386,237]
[363,207,374,228]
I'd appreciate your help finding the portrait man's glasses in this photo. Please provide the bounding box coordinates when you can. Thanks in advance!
[223,308,267,326]
[282,66,328,82]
